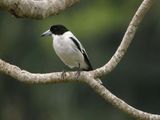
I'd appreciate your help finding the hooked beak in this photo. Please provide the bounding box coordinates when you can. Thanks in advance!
[41,30,52,37]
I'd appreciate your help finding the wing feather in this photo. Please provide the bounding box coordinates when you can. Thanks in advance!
[70,37,93,71]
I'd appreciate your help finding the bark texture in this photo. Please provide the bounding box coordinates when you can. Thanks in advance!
[0,0,79,19]
[0,0,159,120]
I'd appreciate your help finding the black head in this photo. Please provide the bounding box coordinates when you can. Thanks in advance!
[50,25,69,35]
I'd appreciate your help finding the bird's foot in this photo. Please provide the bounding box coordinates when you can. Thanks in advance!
[75,70,81,80]
[61,71,66,79]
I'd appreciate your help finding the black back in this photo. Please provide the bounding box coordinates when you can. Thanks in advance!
[50,25,68,35]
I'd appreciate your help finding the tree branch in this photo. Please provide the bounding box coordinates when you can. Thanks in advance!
[0,0,159,120]
[87,78,160,120]
[92,0,155,78]
[0,0,79,19]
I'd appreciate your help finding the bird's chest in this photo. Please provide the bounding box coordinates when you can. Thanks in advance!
[53,36,76,59]
[52,35,86,68]
[54,37,71,53]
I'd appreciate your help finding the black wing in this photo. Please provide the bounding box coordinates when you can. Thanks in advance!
[81,49,93,71]
[70,37,81,52]
[70,37,93,71]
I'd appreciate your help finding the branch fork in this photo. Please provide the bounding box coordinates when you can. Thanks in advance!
[0,0,159,119]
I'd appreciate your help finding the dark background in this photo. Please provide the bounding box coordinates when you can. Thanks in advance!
[0,0,160,120]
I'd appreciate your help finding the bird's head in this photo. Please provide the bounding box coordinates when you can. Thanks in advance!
[41,24,68,37]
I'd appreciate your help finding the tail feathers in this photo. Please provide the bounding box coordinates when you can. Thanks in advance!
[81,49,93,71]
[82,66,93,71]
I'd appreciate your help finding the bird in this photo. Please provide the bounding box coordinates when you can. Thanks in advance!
[41,24,102,84]
[41,24,93,72]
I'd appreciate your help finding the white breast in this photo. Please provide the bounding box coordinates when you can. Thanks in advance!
[52,32,87,69]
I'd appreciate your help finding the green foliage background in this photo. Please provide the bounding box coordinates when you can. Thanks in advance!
[0,1,160,120]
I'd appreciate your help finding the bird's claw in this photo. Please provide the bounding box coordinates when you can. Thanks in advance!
[75,70,81,80]
[61,71,66,79]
